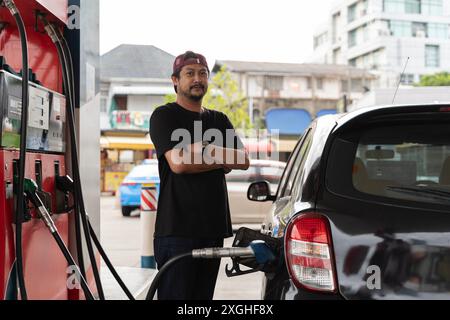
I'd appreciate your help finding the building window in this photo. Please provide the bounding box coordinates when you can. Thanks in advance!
[316,78,324,90]
[314,32,328,49]
[332,12,341,44]
[341,79,349,92]
[348,29,357,47]
[405,0,421,13]
[333,48,341,64]
[348,3,357,23]
[428,23,449,39]
[307,77,312,90]
[412,22,427,37]
[361,0,369,15]
[422,0,442,15]
[389,20,412,37]
[384,0,405,13]
[425,45,440,67]
[401,73,415,84]
[351,79,363,92]
[266,76,284,91]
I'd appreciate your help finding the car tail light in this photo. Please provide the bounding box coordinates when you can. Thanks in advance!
[285,212,337,292]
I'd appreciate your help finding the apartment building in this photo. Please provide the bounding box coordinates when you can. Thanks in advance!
[312,0,450,87]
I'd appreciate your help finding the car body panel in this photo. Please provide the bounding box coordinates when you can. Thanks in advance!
[259,105,450,300]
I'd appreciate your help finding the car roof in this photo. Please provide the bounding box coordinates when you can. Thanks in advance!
[333,103,450,134]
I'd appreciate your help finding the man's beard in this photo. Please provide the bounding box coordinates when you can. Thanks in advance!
[180,85,207,102]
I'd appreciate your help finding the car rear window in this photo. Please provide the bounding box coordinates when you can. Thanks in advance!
[327,121,450,208]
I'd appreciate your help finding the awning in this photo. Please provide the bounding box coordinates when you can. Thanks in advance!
[100,136,154,151]
[266,108,312,136]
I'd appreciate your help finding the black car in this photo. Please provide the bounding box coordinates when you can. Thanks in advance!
[246,104,450,300]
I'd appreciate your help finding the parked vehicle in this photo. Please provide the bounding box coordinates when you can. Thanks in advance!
[226,159,286,224]
[247,104,450,299]
[119,159,160,216]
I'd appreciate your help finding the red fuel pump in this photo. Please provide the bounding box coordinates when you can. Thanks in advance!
[0,0,86,300]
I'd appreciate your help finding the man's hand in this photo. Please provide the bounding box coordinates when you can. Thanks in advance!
[223,166,232,174]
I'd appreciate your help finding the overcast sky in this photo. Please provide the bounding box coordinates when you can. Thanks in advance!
[100,0,336,64]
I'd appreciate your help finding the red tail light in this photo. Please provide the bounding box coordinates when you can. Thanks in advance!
[285,212,337,292]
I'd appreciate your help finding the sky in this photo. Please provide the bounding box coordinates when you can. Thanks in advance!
[99,0,336,65]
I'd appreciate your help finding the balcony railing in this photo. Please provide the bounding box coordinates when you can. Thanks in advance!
[110,111,152,131]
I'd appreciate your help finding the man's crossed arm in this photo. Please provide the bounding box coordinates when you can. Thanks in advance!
[164,142,250,175]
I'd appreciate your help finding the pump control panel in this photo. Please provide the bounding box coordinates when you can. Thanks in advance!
[0,70,66,153]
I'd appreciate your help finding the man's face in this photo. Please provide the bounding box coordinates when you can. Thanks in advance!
[172,64,209,102]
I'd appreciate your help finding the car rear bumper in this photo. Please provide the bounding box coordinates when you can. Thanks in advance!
[262,275,343,300]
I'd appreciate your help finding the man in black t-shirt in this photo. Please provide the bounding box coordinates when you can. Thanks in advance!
[149,51,249,300]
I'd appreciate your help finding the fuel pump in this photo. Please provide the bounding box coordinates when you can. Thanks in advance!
[0,0,102,300]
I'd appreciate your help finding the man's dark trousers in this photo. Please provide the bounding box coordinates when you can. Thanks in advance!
[154,237,224,300]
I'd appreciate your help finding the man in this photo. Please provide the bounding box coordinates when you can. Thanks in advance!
[150,51,250,300]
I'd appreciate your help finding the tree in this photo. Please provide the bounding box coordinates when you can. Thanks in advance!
[416,72,450,86]
[164,66,252,130]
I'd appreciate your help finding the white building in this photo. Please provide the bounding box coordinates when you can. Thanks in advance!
[213,60,375,121]
[312,0,450,87]
[100,45,175,131]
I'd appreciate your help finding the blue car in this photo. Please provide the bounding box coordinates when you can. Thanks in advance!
[119,159,160,216]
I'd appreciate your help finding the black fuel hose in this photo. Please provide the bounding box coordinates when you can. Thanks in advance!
[53,22,135,300]
[57,28,135,301]
[51,232,95,300]
[145,253,192,300]
[26,189,95,300]
[52,34,105,300]
[40,16,135,301]
[50,22,86,281]
[88,223,135,300]
[4,0,30,300]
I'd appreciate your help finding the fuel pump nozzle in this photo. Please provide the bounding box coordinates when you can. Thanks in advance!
[23,179,56,233]
[23,178,96,300]
[146,241,276,300]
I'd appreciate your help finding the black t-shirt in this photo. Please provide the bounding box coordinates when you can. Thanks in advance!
[149,103,244,239]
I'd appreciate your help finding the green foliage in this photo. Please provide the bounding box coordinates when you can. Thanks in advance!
[416,72,450,86]
[164,94,176,104]
[163,66,252,130]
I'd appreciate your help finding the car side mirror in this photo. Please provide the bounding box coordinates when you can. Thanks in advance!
[247,181,276,202]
